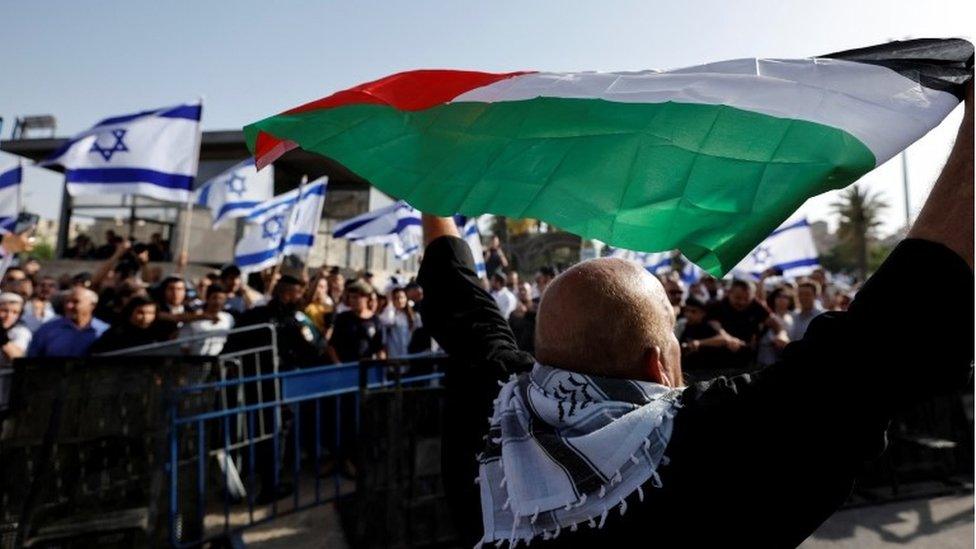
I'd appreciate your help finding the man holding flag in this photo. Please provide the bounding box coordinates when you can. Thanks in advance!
[415,85,973,547]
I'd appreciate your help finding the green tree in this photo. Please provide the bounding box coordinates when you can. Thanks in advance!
[830,185,888,279]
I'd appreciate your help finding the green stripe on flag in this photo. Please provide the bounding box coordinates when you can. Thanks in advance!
[245,98,875,274]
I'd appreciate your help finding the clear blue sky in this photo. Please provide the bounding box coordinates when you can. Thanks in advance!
[1,0,972,233]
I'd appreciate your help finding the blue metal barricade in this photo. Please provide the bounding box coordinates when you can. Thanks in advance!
[165,352,446,547]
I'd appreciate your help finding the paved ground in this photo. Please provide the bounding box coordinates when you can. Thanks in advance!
[801,494,974,549]
[244,493,973,548]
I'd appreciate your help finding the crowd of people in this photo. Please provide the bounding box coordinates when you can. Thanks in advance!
[0,233,436,368]
[0,226,861,384]
[484,236,858,380]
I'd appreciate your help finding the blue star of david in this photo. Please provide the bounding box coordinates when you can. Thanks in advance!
[224,172,247,197]
[751,245,772,265]
[89,129,129,161]
[262,215,285,240]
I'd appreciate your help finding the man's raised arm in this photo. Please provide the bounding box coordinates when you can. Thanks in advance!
[417,214,533,373]
[908,83,974,267]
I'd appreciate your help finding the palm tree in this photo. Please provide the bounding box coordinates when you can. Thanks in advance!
[830,185,888,279]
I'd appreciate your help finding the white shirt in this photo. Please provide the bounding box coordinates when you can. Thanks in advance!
[179,312,235,356]
[1,324,32,367]
[21,301,57,332]
[379,306,421,358]
[491,287,518,320]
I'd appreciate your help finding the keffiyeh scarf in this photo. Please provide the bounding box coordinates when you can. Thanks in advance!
[476,363,684,546]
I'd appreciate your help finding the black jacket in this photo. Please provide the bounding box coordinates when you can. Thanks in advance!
[417,236,973,548]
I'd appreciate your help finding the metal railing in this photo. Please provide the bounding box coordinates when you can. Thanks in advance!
[166,351,447,547]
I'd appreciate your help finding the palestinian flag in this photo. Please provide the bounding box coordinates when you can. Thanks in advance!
[245,39,972,274]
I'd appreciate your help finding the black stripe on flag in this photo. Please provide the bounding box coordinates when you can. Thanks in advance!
[823,38,973,100]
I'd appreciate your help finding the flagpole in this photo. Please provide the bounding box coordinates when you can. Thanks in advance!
[178,97,205,271]
[16,159,23,214]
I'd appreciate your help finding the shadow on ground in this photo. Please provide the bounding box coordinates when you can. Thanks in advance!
[801,494,974,549]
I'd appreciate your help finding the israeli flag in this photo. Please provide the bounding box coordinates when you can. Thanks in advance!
[456,216,487,279]
[0,162,22,232]
[607,248,674,274]
[42,103,202,203]
[195,158,274,228]
[606,248,704,284]
[332,201,422,259]
[731,217,820,279]
[234,177,327,273]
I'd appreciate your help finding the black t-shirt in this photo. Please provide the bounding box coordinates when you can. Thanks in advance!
[678,321,728,374]
[706,298,770,343]
[329,311,384,363]
[417,235,973,548]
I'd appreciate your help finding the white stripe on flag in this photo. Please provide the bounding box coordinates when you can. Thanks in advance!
[44,102,202,203]
[332,201,423,260]
[196,158,275,228]
[234,178,328,273]
[731,217,820,279]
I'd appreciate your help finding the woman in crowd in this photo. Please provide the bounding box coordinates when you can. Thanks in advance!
[380,287,420,358]
[89,295,174,353]
[303,272,335,338]
[756,286,795,367]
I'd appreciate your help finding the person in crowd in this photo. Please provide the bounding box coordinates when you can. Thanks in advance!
[416,87,972,545]
[705,279,780,370]
[402,281,432,353]
[28,288,109,357]
[22,275,58,331]
[93,230,122,259]
[662,277,685,317]
[790,280,826,341]
[187,272,219,311]
[831,291,852,311]
[1,267,27,292]
[489,270,518,320]
[532,266,557,305]
[505,270,520,293]
[699,274,724,303]
[327,267,346,310]
[22,259,41,279]
[0,293,32,367]
[220,264,253,315]
[328,281,386,363]
[180,283,235,356]
[508,282,536,353]
[675,296,745,375]
[757,287,795,367]
[237,275,321,367]
[148,232,171,262]
[380,287,421,358]
[89,295,175,354]
[64,234,95,259]
[303,272,335,338]
[7,278,33,304]
[97,279,148,326]
[484,235,509,276]
[154,276,199,333]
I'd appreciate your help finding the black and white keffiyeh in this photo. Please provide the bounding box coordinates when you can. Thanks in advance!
[476,363,683,546]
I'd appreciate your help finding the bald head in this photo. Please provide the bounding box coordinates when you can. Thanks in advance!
[535,258,681,383]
